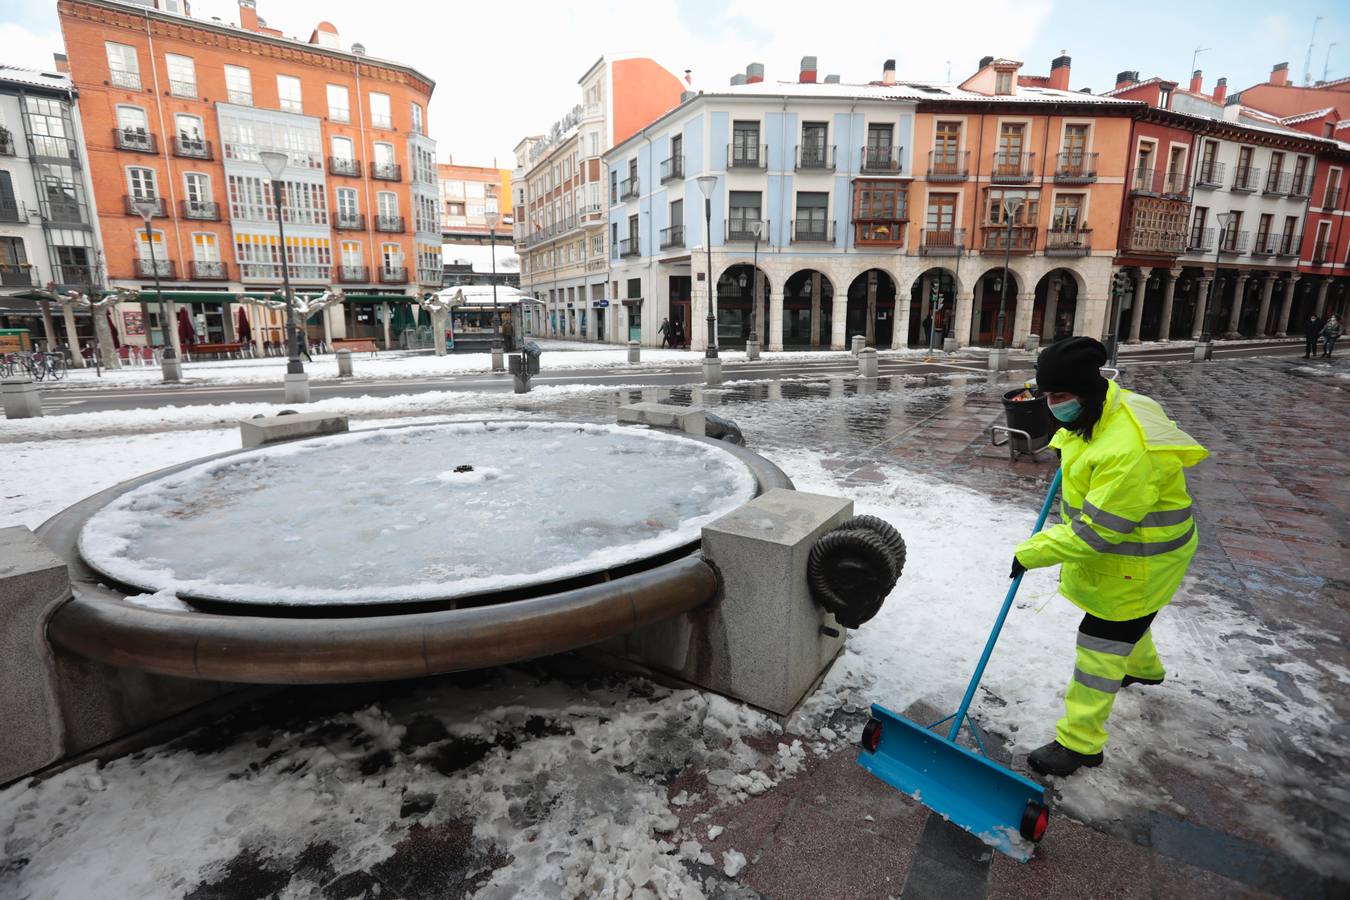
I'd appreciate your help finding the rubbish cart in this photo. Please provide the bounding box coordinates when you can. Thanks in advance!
[991,388,1055,461]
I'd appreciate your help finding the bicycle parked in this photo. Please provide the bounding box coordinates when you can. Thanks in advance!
[0,350,66,381]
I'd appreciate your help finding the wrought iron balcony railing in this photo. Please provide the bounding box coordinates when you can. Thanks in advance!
[660,156,683,182]
[371,162,401,181]
[1195,161,1226,188]
[189,260,228,280]
[1264,171,1293,195]
[114,128,156,153]
[619,176,640,200]
[725,218,767,241]
[329,156,362,177]
[1311,240,1331,265]
[124,195,166,217]
[1290,174,1313,198]
[1054,152,1098,183]
[920,228,965,255]
[134,258,176,278]
[379,267,408,283]
[1322,187,1342,210]
[335,213,365,230]
[337,265,370,283]
[375,215,404,232]
[981,224,1037,253]
[181,199,220,220]
[1232,166,1261,192]
[792,219,835,242]
[658,225,684,249]
[991,151,1035,183]
[0,199,22,223]
[862,145,901,173]
[728,143,768,169]
[1044,228,1092,256]
[172,137,212,160]
[619,236,641,257]
[1187,227,1214,252]
[927,150,969,181]
[0,265,39,287]
[796,144,836,171]
[1277,233,1300,257]
[1218,230,1249,254]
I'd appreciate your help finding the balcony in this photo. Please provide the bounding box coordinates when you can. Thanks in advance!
[1044,228,1092,256]
[792,219,835,243]
[580,202,604,220]
[1054,152,1098,183]
[920,228,965,256]
[335,213,365,230]
[991,151,1035,183]
[1264,171,1293,195]
[1195,161,1226,188]
[0,130,14,156]
[1290,175,1313,198]
[1277,233,1300,257]
[371,115,393,130]
[113,128,156,153]
[619,236,641,257]
[329,156,362,177]
[0,199,21,223]
[168,79,197,100]
[1131,168,1187,196]
[172,137,212,160]
[1162,170,1190,197]
[0,265,38,288]
[660,156,683,183]
[110,70,142,90]
[796,144,836,171]
[28,134,77,161]
[861,145,901,173]
[371,162,401,182]
[375,215,405,232]
[927,150,968,181]
[620,177,640,200]
[379,267,408,284]
[981,224,1037,253]
[134,258,176,279]
[181,199,220,220]
[124,195,166,217]
[189,260,228,280]
[728,143,767,169]
[726,218,767,242]
[1231,166,1260,192]
[337,265,370,283]
[1187,227,1214,252]
[41,199,86,225]
[227,90,252,106]
[1323,188,1342,211]
[1218,230,1249,254]
[1311,241,1331,265]
[659,225,684,249]
[1127,225,1186,255]
[1251,232,1278,256]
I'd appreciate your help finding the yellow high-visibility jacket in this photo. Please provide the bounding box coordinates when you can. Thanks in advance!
[1016,380,1209,621]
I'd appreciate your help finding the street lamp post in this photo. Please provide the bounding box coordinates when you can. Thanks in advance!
[485,209,504,371]
[748,219,763,358]
[1197,211,1234,362]
[259,150,309,401]
[132,197,179,382]
[995,195,1025,350]
[696,175,718,360]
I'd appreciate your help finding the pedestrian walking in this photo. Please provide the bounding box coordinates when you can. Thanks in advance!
[658,318,672,348]
[1010,337,1208,777]
[1304,313,1323,358]
[502,316,514,352]
[1321,315,1341,357]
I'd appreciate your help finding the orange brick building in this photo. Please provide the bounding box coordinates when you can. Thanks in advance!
[57,0,439,350]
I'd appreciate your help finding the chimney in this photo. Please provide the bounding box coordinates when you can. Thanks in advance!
[1048,53,1071,91]
[979,55,994,70]
[745,63,764,84]
[824,74,841,84]
[680,90,695,104]
[799,56,817,84]
[52,52,70,74]
[1115,70,1138,90]
[730,73,747,86]
[350,42,366,55]
[1270,62,1289,87]
[883,59,896,86]
[1189,70,1203,94]
[1213,77,1227,105]
[238,0,259,32]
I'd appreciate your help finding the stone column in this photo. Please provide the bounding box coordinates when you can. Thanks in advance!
[768,291,785,352]
[1276,275,1299,336]
[37,299,58,354]
[918,274,932,344]
[691,280,708,352]
[380,302,392,349]
[1012,275,1036,348]
[1127,269,1148,343]
[864,271,877,346]
[1156,270,1179,342]
[809,272,822,348]
[830,293,847,350]
[1224,274,1249,337]
[221,302,236,342]
[1314,277,1331,318]
[167,300,182,358]
[1043,278,1061,342]
[60,303,85,368]
[891,287,908,350]
[1255,275,1276,337]
[320,306,333,348]
[1191,277,1212,339]
[952,290,976,349]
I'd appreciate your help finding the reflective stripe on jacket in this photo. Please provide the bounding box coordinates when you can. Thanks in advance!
[1016,380,1209,621]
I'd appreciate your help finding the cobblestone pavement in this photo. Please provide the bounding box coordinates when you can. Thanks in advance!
[8,354,1347,899]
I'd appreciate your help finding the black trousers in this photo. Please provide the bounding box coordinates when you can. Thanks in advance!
[1079,610,1157,643]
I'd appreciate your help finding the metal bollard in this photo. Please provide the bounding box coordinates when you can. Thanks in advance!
[336,349,353,377]
[628,340,640,364]
[851,335,865,355]
[857,347,879,378]
[746,338,761,360]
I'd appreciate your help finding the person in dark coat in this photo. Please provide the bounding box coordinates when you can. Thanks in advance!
[1304,314,1323,359]
[1321,315,1342,357]
[658,318,672,348]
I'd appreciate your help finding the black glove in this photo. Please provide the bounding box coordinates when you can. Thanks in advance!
[1010,557,1027,579]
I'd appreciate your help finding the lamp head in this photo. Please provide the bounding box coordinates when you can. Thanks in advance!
[750,220,764,239]
[131,197,158,222]
[695,175,717,199]
[259,150,288,180]
[485,210,500,228]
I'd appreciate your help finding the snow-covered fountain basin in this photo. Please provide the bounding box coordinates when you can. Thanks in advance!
[43,420,791,683]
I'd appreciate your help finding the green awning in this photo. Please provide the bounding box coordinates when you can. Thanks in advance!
[130,291,419,305]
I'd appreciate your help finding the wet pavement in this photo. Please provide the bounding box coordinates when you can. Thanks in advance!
[5,351,1347,899]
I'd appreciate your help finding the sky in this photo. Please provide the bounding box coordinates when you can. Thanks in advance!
[1,0,1346,168]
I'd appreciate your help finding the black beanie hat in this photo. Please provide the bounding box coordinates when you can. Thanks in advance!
[1035,337,1108,396]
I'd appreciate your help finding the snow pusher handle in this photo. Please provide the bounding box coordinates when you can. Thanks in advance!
[946,469,1062,743]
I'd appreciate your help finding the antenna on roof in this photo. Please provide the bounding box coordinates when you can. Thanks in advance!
[1324,43,1338,83]
[1303,15,1323,86]
[1191,46,1210,76]
[945,59,951,81]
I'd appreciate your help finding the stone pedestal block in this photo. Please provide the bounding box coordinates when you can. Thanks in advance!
[851,335,865,355]
[1193,341,1214,362]
[745,338,760,361]
[161,357,182,383]
[513,372,530,394]
[283,372,311,403]
[617,402,706,435]
[491,347,505,372]
[240,412,349,448]
[336,349,354,377]
[628,340,641,364]
[1025,333,1040,352]
[703,357,723,386]
[598,489,852,716]
[858,348,879,378]
[943,337,958,352]
[2,378,43,418]
[988,348,1011,371]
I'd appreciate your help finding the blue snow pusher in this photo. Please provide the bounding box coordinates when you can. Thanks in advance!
[857,469,1063,862]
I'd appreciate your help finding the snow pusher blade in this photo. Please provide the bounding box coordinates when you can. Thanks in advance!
[855,469,1062,862]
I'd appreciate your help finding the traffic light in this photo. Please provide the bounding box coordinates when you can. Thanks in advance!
[1112,270,1132,298]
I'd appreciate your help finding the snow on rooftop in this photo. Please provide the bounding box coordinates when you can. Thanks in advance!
[441,242,520,274]
[0,65,72,92]
[1280,107,1338,125]
[704,78,1135,105]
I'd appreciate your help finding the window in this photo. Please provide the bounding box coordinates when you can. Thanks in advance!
[136,228,165,267]
[377,191,399,219]
[335,187,359,223]
[1292,156,1310,195]
[25,97,75,160]
[326,85,350,123]
[1061,124,1088,167]
[670,133,683,170]
[277,75,302,113]
[610,170,618,205]
[192,232,219,262]
[0,235,29,271]
[853,181,906,243]
[1256,213,1273,252]
[411,102,424,135]
[728,191,762,238]
[995,71,1013,95]
[800,122,827,167]
[985,189,1038,224]
[866,123,894,168]
[370,92,392,129]
[795,191,830,240]
[1282,216,1299,253]
[381,242,403,274]
[105,42,140,90]
[926,193,958,233]
[1326,169,1343,208]
[116,105,147,134]
[934,121,961,168]
[127,166,157,199]
[175,114,205,154]
[340,240,362,267]
[1268,151,1284,178]
[227,175,328,225]
[374,142,394,167]
[732,121,761,166]
[1235,146,1255,188]
[225,65,252,105]
[331,135,354,161]
[165,53,196,98]
[997,123,1026,173]
[1221,211,1243,251]
[1051,193,1084,231]
[1198,140,1219,183]
[183,172,211,208]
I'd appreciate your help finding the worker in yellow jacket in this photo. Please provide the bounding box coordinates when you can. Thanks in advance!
[1012,337,1208,777]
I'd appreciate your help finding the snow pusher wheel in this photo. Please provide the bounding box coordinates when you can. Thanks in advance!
[807,528,897,628]
[860,718,883,753]
[1020,800,1050,842]
[837,515,906,578]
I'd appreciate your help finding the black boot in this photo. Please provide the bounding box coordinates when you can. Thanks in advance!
[1122,674,1164,688]
[1028,741,1103,777]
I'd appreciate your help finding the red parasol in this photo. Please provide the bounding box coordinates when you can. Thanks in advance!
[236,306,252,342]
[105,309,121,348]
[176,307,197,347]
